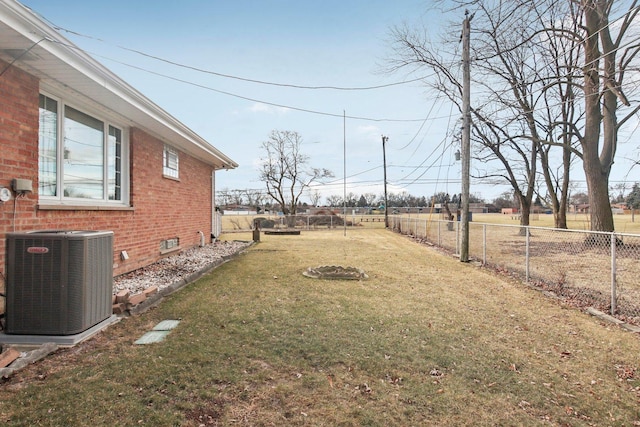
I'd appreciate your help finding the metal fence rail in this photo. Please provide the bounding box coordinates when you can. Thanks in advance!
[389,215,640,322]
[224,214,386,231]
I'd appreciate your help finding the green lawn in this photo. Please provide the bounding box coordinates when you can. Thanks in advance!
[2,229,640,426]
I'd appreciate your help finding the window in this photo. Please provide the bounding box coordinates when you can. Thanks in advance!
[38,95,57,196]
[163,145,179,179]
[38,94,128,205]
[108,126,122,200]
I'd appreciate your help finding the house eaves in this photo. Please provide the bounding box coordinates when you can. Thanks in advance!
[0,0,238,170]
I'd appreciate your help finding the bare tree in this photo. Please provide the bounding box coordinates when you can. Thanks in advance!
[576,0,640,232]
[493,191,518,210]
[389,0,640,232]
[326,194,343,207]
[308,189,322,207]
[216,188,235,207]
[363,192,378,207]
[345,192,358,207]
[533,2,583,229]
[259,130,333,215]
[230,189,244,206]
[388,3,546,228]
[570,191,590,205]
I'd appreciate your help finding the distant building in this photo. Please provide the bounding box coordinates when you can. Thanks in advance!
[570,204,591,214]
[222,205,254,215]
[469,203,489,213]
[611,203,627,215]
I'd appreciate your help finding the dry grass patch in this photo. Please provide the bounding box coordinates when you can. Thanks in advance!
[398,214,640,319]
[1,229,640,426]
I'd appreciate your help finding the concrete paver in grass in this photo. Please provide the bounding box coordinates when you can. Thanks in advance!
[134,320,180,345]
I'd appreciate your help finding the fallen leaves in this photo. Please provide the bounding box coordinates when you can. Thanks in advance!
[385,374,403,385]
[355,383,372,394]
[615,364,636,381]
[429,368,444,378]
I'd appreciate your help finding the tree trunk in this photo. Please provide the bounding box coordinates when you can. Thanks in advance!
[549,143,571,229]
[518,197,531,236]
[580,0,616,233]
[556,143,571,229]
[444,201,454,231]
[582,168,615,231]
[556,196,568,229]
[540,146,569,229]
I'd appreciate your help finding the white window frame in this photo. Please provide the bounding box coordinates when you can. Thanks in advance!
[163,145,179,179]
[38,91,130,207]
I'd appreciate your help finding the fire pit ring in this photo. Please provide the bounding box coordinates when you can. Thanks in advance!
[302,265,368,280]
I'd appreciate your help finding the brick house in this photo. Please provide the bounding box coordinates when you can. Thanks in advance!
[0,1,238,278]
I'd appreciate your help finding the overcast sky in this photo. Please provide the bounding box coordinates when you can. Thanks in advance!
[18,0,640,203]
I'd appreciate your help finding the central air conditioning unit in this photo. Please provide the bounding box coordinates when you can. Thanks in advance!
[5,230,113,335]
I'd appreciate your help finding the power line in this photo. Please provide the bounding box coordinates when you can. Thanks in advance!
[318,165,383,186]
[0,37,47,78]
[395,101,457,185]
[393,92,445,151]
[119,45,433,91]
[38,19,433,91]
[46,39,434,124]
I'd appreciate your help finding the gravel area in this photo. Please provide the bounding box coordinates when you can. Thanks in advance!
[113,240,251,295]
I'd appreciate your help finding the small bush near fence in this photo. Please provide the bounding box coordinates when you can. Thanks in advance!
[254,217,275,228]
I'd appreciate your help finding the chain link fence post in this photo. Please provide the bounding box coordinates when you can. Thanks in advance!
[525,226,530,282]
[483,223,487,265]
[611,232,617,315]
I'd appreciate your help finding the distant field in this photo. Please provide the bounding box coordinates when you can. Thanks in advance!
[469,212,640,234]
[220,211,640,234]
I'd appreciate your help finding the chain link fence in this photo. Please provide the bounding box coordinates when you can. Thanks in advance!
[222,213,386,231]
[390,215,640,323]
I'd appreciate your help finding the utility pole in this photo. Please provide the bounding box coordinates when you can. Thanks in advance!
[382,135,389,228]
[343,110,347,236]
[460,11,472,262]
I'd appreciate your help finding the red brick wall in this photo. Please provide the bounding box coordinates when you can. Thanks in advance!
[0,62,39,277]
[125,128,214,272]
[0,61,214,281]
